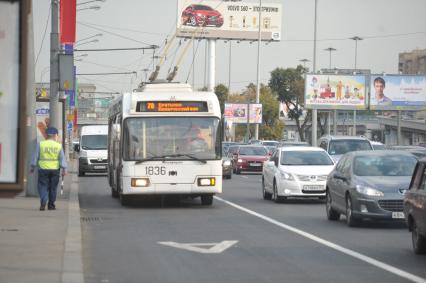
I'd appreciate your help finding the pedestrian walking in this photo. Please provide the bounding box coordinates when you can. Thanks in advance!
[30,127,67,211]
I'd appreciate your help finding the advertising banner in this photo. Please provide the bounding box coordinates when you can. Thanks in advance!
[176,0,282,41]
[0,2,19,183]
[305,74,367,110]
[35,101,64,146]
[224,103,262,124]
[370,75,426,110]
[60,0,76,44]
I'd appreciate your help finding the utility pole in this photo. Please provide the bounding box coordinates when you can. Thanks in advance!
[350,36,363,136]
[49,0,60,130]
[311,0,318,146]
[324,47,337,135]
[254,0,262,140]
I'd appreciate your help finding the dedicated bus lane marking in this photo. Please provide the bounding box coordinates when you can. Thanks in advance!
[158,240,238,254]
[215,196,426,283]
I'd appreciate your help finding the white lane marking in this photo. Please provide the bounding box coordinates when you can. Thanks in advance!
[240,176,249,179]
[214,196,426,283]
[158,240,238,254]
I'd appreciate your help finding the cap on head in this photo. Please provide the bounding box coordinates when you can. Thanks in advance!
[46,127,58,135]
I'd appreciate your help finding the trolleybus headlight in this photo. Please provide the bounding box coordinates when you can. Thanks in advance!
[131,178,150,187]
[198,177,216,186]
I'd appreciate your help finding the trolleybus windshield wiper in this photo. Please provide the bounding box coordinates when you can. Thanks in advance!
[135,154,207,164]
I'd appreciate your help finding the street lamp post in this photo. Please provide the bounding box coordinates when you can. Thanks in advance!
[311,0,318,146]
[324,47,337,135]
[254,0,262,140]
[299,58,310,72]
[76,5,101,11]
[324,47,336,69]
[76,0,106,6]
[350,36,363,136]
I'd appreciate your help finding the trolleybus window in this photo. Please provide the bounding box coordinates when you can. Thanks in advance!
[123,117,221,161]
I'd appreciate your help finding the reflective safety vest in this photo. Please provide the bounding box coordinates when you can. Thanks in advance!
[38,140,62,170]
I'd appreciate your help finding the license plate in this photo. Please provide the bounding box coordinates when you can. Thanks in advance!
[303,185,324,191]
[94,165,106,169]
[250,163,261,166]
[392,212,405,219]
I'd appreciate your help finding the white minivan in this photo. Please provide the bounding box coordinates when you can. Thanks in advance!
[75,125,108,176]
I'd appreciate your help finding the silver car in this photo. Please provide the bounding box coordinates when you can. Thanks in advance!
[326,150,417,227]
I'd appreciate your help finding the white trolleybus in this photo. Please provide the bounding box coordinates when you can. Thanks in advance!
[108,83,222,206]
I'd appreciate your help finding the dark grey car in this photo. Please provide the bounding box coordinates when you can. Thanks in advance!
[326,150,417,227]
[404,159,426,254]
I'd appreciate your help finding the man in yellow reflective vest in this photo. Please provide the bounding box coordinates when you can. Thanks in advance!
[30,127,67,211]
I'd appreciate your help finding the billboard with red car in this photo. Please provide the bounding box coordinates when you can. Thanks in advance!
[177,0,282,41]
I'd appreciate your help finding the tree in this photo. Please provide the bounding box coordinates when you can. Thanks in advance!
[214,84,229,114]
[269,65,310,141]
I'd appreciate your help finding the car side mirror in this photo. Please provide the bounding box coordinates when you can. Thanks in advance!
[74,144,80,152]
[333,172,346,181]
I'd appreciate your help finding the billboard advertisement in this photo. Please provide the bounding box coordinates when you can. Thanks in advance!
[176,0,282,41]
[370,75,426,110]
[35,100,65,147]
[0,2,19,183]
[305,74,367,110]
[224,103,262,124]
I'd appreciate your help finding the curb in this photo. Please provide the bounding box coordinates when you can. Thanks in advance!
[62,165,84,283]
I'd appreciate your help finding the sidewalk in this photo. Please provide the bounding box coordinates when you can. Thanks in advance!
[0,163,84,283]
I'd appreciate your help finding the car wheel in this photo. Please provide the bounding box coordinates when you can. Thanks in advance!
[326,189,340,221]
[412,220,426,254]
[272,181,280,203]
[201,195,213,206]
[346,195,359,227]
[262,177,272,200]
[78,170,84,177]
[227,174,232,179]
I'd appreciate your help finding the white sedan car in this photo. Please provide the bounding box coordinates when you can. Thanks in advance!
[262,147,335,202]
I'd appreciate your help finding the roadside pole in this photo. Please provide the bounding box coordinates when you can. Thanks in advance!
[311,0,318,146]
[49,0,60,130]
[397,110,401,145]
[254,0,262,140]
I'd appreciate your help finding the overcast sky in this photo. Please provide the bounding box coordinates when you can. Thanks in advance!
[32,0,426,94]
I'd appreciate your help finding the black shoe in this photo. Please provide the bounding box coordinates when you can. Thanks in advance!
[40,204,46,211]
[48,204,56,210]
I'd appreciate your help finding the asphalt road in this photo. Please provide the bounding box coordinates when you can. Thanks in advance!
[78,173,426,283]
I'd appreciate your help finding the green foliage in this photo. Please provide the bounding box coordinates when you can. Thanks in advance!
[268,65,309,141]
[214,84,229,114]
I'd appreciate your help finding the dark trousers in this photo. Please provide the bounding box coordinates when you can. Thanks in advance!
[38,169,60,207]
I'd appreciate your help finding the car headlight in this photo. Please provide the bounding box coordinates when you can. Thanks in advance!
[223,160,231,166]
[237,159,243,163]
[280,171,295,181]
[355,185,384,197]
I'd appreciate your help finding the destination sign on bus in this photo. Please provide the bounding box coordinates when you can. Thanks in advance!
[136,101,208,112]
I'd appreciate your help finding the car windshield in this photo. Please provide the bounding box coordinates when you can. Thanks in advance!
[239,147,268,156]
[262,141,278,147]
[123,117,221,161]
[372,144,385,150]
[329,140,372,155]
[353,155,417,176]
[81,135,107,150]
[281,151,334,166]
[194,5,212,10]
[282,143,309,147]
